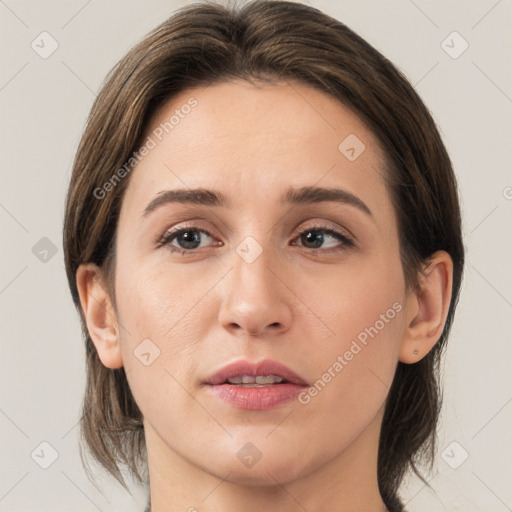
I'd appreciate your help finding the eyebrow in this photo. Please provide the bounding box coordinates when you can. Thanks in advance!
[142,186,373,218]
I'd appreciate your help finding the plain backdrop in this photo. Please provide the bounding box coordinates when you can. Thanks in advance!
[1,0,511,510]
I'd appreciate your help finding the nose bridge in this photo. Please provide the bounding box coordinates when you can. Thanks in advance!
[232,232,280,306]
[218,231,293,336]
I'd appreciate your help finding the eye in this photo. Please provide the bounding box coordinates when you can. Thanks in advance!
[156,225,216,254]
[292,224,354,252]
[156,223,354,255]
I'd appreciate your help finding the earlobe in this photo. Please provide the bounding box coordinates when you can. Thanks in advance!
[76,263,123,369]
[399,251,453,364]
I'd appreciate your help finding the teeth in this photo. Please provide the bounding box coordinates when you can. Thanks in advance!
[255,375,284,384]
[226,375,284,385]
[227,376,244,384]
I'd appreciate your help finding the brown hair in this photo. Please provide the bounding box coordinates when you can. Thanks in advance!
[63,1,464,509]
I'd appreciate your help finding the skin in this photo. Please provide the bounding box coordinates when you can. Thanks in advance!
[76,80,453,512]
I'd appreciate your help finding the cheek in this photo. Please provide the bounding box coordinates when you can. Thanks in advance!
[301,250,405,416]
[113,262,207,415]
[315,245,405,345]
[115,257,212,345]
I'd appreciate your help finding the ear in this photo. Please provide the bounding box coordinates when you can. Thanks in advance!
[76,263,123,369]
[399,250,454,364]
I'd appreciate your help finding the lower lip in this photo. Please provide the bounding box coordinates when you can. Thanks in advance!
[206,383,306,410]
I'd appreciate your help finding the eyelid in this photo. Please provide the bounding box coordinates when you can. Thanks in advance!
[295,219,355,242]
[154,220,215,248]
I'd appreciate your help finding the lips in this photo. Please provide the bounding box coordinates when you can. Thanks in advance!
[204,359,309,387]
[203,359,309,410]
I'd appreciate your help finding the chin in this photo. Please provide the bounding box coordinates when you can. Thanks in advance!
[224,462,305,487]
[201,445,315,487]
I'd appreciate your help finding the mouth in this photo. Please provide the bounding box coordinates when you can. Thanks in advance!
[222,374,288,387]
[204,358,309,386]
[204,359,308,410]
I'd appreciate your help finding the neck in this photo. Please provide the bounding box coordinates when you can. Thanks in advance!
[145,406,388,512]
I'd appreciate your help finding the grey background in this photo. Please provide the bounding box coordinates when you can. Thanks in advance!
[1,0,511,510]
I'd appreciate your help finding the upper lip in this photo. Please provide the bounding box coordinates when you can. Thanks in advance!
[204,358,308,386]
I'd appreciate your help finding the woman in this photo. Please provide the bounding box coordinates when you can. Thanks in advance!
[63,1,464,510]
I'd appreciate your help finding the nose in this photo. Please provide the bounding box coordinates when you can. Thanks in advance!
[218,242,293,338]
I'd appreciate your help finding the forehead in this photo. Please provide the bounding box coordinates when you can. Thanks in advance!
[121,80,391,221]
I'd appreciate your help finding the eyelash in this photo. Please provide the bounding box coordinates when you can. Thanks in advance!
[155,222,355,255]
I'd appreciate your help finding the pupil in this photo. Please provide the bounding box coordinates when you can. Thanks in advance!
[180,231,200,249]
[303,230,323,248]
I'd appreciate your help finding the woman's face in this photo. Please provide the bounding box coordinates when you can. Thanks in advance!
[113,80,409,484]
